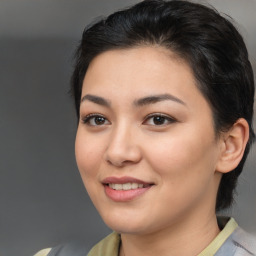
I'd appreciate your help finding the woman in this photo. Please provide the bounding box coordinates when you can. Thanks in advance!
[36,0,255,255]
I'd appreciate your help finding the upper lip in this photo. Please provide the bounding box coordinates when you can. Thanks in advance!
[102,176,153,185]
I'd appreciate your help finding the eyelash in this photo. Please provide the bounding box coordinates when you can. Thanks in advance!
[81,114,110,126]
[81,113,176,127]
[143,113,177,126]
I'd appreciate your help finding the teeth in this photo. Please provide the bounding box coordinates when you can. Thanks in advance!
[131,183,138,189]
[123,183,131,190]
[109,183,145,190]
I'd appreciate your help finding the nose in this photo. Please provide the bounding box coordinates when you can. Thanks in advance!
[104,125,142,167]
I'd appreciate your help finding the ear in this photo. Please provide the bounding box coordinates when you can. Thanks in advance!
[216,118,249,174]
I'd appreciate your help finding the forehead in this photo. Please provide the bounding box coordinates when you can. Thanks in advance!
[82,46,198,97]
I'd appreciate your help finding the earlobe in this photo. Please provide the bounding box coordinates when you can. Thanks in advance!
[216,118,249,174]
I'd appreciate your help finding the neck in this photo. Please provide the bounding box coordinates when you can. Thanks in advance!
[119,212,220,256]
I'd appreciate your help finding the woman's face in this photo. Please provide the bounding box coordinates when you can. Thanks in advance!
[75,47,223,235]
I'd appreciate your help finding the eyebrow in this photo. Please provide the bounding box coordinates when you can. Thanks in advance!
[80,94,111,107]
[80,93,186,108]
[134,93,186,107]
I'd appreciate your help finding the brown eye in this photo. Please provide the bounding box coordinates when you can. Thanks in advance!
[152,116,166,125]
[143,114,176,126]
[82,114,110,126]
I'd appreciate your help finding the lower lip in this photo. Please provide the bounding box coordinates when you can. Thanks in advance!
[104,185,152,202]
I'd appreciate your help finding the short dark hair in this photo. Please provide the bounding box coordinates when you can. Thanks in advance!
[71,0,255,211]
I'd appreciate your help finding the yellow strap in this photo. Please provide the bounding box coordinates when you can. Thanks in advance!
[34,248,52,256]
[198,218,238,256]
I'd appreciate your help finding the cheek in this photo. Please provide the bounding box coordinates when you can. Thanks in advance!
[145,128,217,184]
[144,134,218,216]
[75,129,103,179]
[75,129,106,205]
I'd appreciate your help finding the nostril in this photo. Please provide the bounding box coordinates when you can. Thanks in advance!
[106,158,124,167]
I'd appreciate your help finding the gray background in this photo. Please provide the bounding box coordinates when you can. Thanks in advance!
[0,1,255,255]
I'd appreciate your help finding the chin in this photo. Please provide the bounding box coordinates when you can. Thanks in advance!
[100,210,149,234]
[106,221,147,235]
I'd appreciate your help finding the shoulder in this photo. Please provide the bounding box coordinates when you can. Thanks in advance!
[34,248,51,256]
[34,234,119,256]
[216,225,256,256]
[232,226,256,255]
[87,232,120,256]
[34,240,90,256]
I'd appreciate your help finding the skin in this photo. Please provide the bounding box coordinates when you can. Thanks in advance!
[75,47,248,256]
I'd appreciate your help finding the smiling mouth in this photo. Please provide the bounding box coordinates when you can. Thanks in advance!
[108,183,151,190]
[103,177,154,201]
